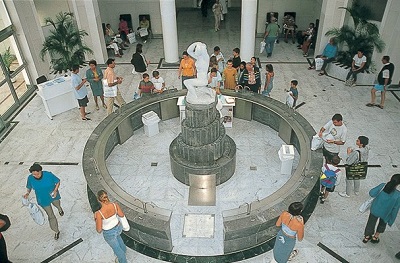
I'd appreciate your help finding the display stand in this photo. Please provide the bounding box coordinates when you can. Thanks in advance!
[177,95,235,128]
[36,77,78,119]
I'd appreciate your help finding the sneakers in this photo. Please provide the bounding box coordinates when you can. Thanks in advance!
[320,198,326,204]
[338,192,350,198]
[288,249,299,261]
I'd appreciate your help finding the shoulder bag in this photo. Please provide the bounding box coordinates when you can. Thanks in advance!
[359,184,385,213]
[346,150,368,180]
[103,79,118,98]
[0,214,11,232]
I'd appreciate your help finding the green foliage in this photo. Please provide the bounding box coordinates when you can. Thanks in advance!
[325,0,385,68]
[1,47,17,71]
[40,12,93,73]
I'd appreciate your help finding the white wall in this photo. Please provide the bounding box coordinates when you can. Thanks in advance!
[98,0,162,35]
[257,0,323,34]
[33,0,70,26]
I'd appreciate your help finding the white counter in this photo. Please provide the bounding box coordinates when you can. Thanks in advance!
[36,76,78,119]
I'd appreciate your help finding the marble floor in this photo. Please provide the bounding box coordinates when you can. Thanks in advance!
[107,118,299,256]
[1,8,400,263]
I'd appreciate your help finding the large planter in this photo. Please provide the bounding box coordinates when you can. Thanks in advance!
[326,62,376,85]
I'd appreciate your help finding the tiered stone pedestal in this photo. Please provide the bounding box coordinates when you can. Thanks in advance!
[169,96,236,186]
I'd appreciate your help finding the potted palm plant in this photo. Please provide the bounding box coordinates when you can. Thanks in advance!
[1,47,17,82]
[40,12,92,74]
[325,0,385,69]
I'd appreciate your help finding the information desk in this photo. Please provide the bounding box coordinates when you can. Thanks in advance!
[37,76,78,119]
[177,95,235,128]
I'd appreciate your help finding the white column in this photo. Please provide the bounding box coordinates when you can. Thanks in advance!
[69,0,107,64]
[315,0,349,53]
[160,0,179,63]
[240,0,257,62]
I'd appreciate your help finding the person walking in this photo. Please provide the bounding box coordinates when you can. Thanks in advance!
[94,190,127,263]
[86,60,106,111]
[212,0,222,32]
[339,136,370,198]
[362,174,400,244]
[272,202,304,263]
[23,163,64,240]
[104,58,126,115]
[131,43,149,73]
[263,17,279,57]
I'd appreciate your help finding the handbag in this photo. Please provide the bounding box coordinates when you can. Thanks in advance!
[346,150,368,180]
[138,28,148,37]
[0,214,11,232]
[102,79,118,98]
[259,41,266,54]
[22,197,45,225]
[127,32,136,44]
[359,184,385,213]
[118,215,130,231]
[315,57,324,71]
[311,134,324,151]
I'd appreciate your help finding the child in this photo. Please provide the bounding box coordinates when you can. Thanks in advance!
[211,46,225,72]
[285,80,299,108]
[223,59,237,90]
[262,64,274,96]
[138,73,154,97]
[208,67,222,94]
[320,155,341,204]
[151,71,165,93]
[232,47,241,69]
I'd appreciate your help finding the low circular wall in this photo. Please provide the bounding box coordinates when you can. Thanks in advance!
[82,89,321,261]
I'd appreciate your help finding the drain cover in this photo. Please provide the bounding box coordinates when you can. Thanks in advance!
[183,214,215,238]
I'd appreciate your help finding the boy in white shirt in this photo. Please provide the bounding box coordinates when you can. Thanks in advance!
[151,71,165,93]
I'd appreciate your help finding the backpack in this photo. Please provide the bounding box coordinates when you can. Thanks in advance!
[320,164,340,188]
[0,214,11,232]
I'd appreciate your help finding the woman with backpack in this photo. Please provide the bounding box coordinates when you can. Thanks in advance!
[362,174,400,244]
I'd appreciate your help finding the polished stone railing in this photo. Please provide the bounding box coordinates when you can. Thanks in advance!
[82,89,321,258]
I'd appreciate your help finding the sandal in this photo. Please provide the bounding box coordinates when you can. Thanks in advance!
[82,117,91,121]
[318,72,325,76]
[308,66,315,70]
[377,105,384,109]
[59,210,64,216]
[288,249,299,261]
[371,236,380,244]
[366,103,375,107]
[362,235,371,243]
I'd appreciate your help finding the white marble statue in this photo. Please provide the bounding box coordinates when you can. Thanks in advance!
[184,42,216,104]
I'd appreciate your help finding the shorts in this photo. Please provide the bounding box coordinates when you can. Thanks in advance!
[373,84,385,91]
[322,146,338,162]
[325,185,335,192]
[78,96,89,107]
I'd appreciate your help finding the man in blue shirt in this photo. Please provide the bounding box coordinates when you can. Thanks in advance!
[23,163,64,240]
[71,65,90,120]
[308,38,338,76]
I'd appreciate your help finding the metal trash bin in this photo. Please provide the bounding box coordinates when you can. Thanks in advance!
[278,144,295,174]
[142,111,160,137]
